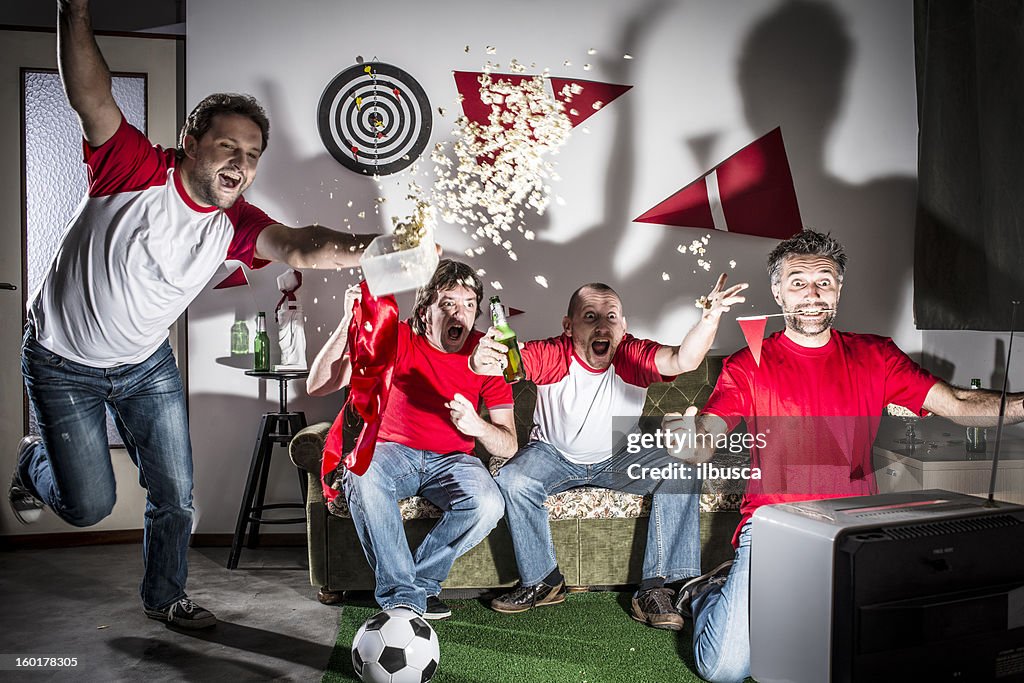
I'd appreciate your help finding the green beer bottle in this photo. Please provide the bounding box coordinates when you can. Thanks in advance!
[965,378,987,454]
[489,296,526,383]
[253,312,270,372]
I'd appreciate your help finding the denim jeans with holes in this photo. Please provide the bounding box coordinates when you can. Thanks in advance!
[20,327,194,611]
[343,442,505,614]
[494,439,702,587]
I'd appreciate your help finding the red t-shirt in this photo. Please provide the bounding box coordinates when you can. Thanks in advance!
[702,330,938,545]
[376,322,514,455]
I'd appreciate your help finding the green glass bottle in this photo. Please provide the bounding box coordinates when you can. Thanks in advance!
[230,319,249,355]
[253,312,270,372]
[965,378,987,453]
[489,296,526,383]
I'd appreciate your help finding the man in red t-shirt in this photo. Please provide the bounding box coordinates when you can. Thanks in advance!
[668,230,1024,683]
[470,275,747,630]
[308,260,516,620]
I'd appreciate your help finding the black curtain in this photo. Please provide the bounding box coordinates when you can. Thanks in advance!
[914,0,1024,330]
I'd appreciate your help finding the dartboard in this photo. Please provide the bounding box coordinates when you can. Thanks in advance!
[317,62,432,176]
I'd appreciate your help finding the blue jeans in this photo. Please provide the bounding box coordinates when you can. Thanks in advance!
[691,521,751,683]
[494,439,702,587]
[20,328,194,611]
[343,442,505,614]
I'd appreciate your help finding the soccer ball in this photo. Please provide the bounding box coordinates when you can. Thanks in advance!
[352,608,440,683]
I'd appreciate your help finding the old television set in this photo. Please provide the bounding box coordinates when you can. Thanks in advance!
[749,490,1024,682]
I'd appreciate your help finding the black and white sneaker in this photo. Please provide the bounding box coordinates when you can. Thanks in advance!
[9,436,44,524]
[423,595,451,620]
[675,560,734,620]
[144,598,217,629]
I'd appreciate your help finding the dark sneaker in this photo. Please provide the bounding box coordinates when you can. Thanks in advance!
[423,595,451,620]
[490,580,567,614]
[631,586,684,630]
[675,560,734,620]
[10,436,44,524]
[144,598,217,629]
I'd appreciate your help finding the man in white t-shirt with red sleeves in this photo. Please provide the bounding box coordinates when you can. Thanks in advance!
[8,0,374,629]
[469,276,747,630]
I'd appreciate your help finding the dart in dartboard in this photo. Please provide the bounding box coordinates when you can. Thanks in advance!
[317,62,432,176]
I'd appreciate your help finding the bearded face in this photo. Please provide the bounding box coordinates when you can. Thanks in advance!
[771,254,842,343]
[180,113,262,209]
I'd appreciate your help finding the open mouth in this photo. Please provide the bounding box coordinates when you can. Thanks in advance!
[218,171,242,190]
[794,305,832,317]
[591,339,611,356]
[446,324,465,342]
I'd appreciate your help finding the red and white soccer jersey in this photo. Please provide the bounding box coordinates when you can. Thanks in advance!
[27,116,275,367]
[521,334,672,464]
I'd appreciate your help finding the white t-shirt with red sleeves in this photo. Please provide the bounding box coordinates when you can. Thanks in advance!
[27,116,275,368]
[521,334,672,464]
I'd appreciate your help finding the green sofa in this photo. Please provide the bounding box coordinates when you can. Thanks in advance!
[289,355,743,603]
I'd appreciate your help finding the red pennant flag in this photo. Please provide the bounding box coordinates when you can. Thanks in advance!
[508,307,525,317]
[634,127,802,239]
[454,71,533,127]
[736,316,768,366]
[548,77,632,128]
[453,72,630,129]
[213,266,249,290]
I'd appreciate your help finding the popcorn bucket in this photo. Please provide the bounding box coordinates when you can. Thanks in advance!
[360,233,439,296]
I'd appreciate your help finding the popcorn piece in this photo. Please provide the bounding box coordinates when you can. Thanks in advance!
[491,281,503,290]
[535,275,549,288]
[662,272,671,281]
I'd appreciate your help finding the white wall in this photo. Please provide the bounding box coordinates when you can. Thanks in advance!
[185,0,922,532]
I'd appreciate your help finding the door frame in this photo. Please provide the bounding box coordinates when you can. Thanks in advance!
[1,27,184,537]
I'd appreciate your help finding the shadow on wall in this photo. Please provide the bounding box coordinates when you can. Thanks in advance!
[735,0,916,338]
[441,0,918,341]
[193,0,918,388]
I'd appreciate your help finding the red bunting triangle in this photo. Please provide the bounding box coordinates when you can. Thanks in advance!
[548,77,632,128]
[736,316,768,366]
[453,72,630,130]
[213,266,249,290]
[634,127,802,240]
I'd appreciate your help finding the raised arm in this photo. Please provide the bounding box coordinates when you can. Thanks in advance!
[306,285,359,396]
[655,274,748,376]
[57,0,122,146]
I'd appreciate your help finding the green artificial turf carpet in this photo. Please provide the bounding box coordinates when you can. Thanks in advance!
[324,591,724,683]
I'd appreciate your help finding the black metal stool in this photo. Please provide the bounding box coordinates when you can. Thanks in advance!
[227,369,310,569]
